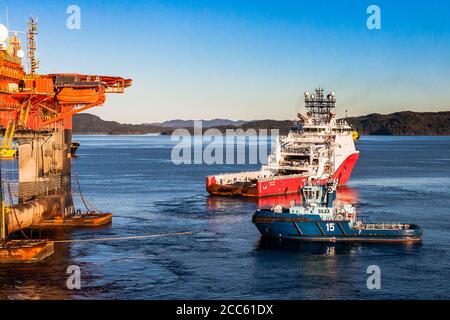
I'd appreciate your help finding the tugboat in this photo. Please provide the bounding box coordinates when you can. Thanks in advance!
[253,181,423,244]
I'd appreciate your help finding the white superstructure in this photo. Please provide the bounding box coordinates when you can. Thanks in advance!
[263,88,358,180]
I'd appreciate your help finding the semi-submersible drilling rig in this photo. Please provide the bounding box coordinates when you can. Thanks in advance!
[0,18,132,263]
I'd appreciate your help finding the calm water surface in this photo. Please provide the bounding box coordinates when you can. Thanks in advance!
[0,135,449,300]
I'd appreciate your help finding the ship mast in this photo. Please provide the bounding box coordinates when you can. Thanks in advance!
[303,88,338,179]
[27,17,38,75]
[304,87,336,124]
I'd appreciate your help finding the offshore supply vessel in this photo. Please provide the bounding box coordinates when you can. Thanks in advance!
[253,181,423,243]
[206,88,360,197]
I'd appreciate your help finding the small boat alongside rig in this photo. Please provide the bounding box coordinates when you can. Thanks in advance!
[70,141,80,157]
[253,181,423,244]
[0,17,131,263]
[207,88,360,197]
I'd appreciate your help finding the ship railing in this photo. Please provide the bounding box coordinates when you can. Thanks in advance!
[336,119,349,126]
[281,152,310,157]
[308,118,334,126]
[0,102,21,110]
[259,173,310,182]
[281,147,311,155]
[276,166,313,172]
[287,137,328,144]
[0,52,22,65]
[281,152,310,156]
[359,223,408,230]
[213,171,274,184]
[12,174,65,201]
[220,179,258,185]
[280,159,311,166]
[335,119,354,131]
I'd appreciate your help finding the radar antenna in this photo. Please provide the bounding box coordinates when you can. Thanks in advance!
[304,87,336,123]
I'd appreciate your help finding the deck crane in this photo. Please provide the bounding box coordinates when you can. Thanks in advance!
[0,17,132,263]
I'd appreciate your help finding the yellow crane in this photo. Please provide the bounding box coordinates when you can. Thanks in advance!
[0,121,17,159]
[0,101,30,159]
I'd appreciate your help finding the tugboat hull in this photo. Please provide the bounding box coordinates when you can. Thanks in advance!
[253,213,423,244]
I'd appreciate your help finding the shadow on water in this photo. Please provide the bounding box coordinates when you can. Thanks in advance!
[256,237,355,255]
[0,234,74,300]
[255,236,423,256]
[0,227,116,300]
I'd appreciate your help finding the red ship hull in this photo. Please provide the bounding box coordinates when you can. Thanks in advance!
[206,153,359,197]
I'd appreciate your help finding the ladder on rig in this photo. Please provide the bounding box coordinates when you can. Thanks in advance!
[0,102,31,159]
[0,121,17,159]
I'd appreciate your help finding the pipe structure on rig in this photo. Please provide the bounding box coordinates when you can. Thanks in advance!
[4,129,73,236]
[6,195,63,234]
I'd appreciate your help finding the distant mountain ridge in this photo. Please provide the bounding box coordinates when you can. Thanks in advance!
[73,111,450,136]
[346,111,450,135]
[73,114,165,135]
[146,119,247,128]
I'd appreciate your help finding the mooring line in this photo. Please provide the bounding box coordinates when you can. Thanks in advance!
[53,231,194,244]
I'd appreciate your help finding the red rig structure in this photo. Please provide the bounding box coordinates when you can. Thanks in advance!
[0,18,132,262]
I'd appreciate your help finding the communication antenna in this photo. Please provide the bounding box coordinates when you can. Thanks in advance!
[304,87,336,123]
[27,16,39,75]
[3,8,25,35]
[1,9,25,58]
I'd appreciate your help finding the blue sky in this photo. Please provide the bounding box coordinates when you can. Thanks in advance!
[1,0,450,123]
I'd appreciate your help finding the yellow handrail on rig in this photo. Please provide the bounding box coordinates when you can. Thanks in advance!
[19,101,31,126]
[0,121,17,159]
[0,101,31,160]
[1,201,5,239]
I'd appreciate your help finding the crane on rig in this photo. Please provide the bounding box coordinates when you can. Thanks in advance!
[0,17,132,263]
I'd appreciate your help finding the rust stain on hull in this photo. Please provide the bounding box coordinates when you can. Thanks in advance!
[32,213,113,229]
[0,240,54,264]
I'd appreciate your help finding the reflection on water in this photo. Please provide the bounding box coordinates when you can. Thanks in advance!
[0,135,448,299]
[206,186,359,209]
[256,236,421,255]
[256,237,355,255]
[0,241,74,300]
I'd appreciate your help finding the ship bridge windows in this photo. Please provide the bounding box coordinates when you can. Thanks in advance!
[304,127,327,133]
[333,127,352,133]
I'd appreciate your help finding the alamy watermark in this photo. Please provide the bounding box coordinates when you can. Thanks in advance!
[367,5,381,30]
[171,121,279,165]
[66,265,81,290]
[66,5,81,30]
[366,265,381,290]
